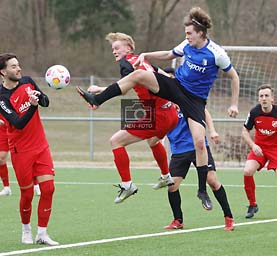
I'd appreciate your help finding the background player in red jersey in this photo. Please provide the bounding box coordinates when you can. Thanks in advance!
[242,84,277,218]
[0,119,41,196]
[0,120,12,196]
[0,53,58,245]
[85,32,178,203]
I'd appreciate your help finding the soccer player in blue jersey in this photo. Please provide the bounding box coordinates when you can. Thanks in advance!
[164,106,234,231]
[77,6,239,210]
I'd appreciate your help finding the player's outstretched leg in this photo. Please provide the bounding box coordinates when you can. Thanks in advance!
[76,86,99,109]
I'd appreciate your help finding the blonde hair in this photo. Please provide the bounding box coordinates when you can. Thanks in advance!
[105,32,135,51]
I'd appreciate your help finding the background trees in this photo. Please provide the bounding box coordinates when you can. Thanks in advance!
[0,0,275,77]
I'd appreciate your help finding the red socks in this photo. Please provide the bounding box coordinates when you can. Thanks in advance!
[151,142,169,175]
[244,175,256,206]
[37,180,55,227]
[20,187,34,224]
[0,164,9,186]
[113,147,131,182]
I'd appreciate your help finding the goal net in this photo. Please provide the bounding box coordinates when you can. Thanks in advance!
[172,46,277,167]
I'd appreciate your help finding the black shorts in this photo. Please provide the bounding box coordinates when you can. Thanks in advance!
[169,147,216,178]
[153,72,207,127]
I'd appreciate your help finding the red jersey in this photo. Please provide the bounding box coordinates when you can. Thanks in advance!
[120,54,171,109]
[244,104,277,148]
[0,115,9,151]
[0,76,49,153]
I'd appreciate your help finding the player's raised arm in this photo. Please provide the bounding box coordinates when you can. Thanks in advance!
[133,51,176,69]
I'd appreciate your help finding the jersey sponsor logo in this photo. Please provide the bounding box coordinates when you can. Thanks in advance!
[19,101,31,113]
[258,128,275,136]
[185,60,206,73]
[256,120,262,123]
[0,100,12,114]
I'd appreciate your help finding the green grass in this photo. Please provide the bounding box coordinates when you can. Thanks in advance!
[0,168,276,255]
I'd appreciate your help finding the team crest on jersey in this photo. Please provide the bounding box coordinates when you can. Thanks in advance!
[25,86,32,95]
[202,59,208,66]
[272,121,277,128]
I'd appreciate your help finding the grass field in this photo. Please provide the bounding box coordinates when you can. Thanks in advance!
[0,167,276,256]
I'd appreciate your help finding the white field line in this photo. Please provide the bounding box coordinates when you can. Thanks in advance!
[8,180,277,188]
[1,219,277,256]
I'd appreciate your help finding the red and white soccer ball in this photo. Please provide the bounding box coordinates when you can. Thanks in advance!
[45,65,70,90]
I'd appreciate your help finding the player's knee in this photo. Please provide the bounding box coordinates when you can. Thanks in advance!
[168,184,179,193]
[131,69,145,82]
[0,154,7,165]
[208,179,220,190]
[194,139,205,151]
[243,169,253,176]
[110,135,120,148]
[20,187,34,202]
[39,180,55,198]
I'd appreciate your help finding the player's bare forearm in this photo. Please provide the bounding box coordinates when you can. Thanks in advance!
[227,68,240,118]
[242,127,254,148]
[134,51,175,68]
[242,128,263,156]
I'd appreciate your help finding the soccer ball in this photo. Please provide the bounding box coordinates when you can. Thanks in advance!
[45,65,70,90]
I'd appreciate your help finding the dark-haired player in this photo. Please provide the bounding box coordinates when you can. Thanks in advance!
[77,7,240,209]
[0,53,58,246]
[242,84,277,218]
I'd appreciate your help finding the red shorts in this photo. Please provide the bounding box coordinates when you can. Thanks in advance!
[0,124,9,152]
[127,104,178,139]
[247,147,277,171]
[11,146,55,187]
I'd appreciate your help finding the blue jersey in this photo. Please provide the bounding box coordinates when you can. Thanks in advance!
[167,110,208,154]
[172,39,232,99]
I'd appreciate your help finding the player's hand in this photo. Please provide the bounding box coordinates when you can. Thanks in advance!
[29,94,39,106]
[0,119,4,126]
[252,143,263,156]
[210,131,220,144]
[227,105,238,118]
[28,90,40,106]
[133,54,145,69]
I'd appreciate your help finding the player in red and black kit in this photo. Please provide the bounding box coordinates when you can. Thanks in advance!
[79,32,178,203]
[242,84,277,218]
[0,53,58,245]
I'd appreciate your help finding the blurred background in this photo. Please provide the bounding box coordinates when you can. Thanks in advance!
[0,0,276,76]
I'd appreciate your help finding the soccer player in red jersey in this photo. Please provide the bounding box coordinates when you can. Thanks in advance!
[0,53,58,245]
[242,84,277,218]
[0,120,12,196]
[0,119,41,196]
[84,32,178,203]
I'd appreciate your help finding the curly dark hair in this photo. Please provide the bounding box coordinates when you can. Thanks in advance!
[184,7,212,37]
